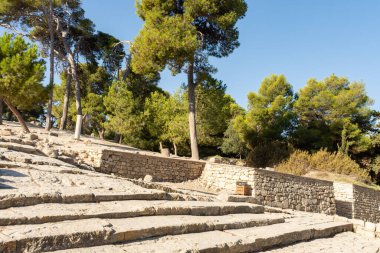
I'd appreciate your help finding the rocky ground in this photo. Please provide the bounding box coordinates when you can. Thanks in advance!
[1,121,380,252]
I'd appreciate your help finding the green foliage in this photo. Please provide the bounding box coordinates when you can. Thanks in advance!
[104,81,143,142]
[276,149,370,182]
[195,76,236,148]
[143,76,238,156]
[53,64,112,131]
[103,69,165,150]
[294,74,375,154]
[221,118,248,158]
[221,98,247,158]
[82,93,106,137]
[144,90,189,154]
[244,74,295,143]
[371,156,380,184]
[132,0,248,74]
[245,141,293,168]
[0,33,46,109]
[276,150,311,176]
[0,0,95,60]
[77,64,113,96]
[132,0,247,159]
[234,74,295,166]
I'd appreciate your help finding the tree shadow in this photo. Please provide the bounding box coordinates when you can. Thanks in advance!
[0,182,16,189]
[0,168,28,177]
[0,168,27,189]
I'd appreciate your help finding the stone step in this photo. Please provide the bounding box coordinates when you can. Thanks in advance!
[0,142,40,156]
[263,232,380,253]
[2,165,215,209]
[0,200,265,226]
[0,213,285,252]
[52,216,353,253]
[0,137,36,147]
[0,148,69,167]
[0,190,183,210]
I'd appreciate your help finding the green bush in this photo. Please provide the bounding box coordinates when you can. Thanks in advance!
[246,141,292,168]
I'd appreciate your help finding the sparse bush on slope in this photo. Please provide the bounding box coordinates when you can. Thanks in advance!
[276,149,370,182]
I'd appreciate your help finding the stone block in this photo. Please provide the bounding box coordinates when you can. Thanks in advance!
[364,222,376,232]
[144,175,153,183]
[27,133,39,140]
[0,129,12,136]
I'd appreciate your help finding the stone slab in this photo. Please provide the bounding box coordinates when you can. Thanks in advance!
[0,200,265,225]
[52,218,353,253]
[0,213,284,252]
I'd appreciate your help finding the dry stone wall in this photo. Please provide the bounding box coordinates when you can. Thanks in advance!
[73,147,380,221]
[201,163,336,215]
[333,183,380,223]
[200,163,255,193]
[353,185,380,223]
[333,182,354,219]
[97,150,205,182]
[253,169,336,215]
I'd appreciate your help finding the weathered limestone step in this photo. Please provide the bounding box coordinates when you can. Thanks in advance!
[263,232,380,253]
[0,136,35,147]
[0,191,182,210]
[0,200,265,225]
[0,142,40,156]
[0,213,285,252]
[0,148,68,167]
[54,216,352,253]
[0,137,35,147]
[0,161,23,169]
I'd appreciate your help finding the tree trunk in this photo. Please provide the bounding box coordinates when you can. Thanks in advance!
[98,129,105,140]
[114,133,121,143]
[123,55,132,81]
[45,0,55,131]
[173,142,178,156]
[58,22,82,139]
[0,98,3,125]
[60,70,71,130]
[3,98,30,133]
[187,60,199,160]
[67,53,82,139]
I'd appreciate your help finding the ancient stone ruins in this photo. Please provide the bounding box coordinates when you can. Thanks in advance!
[1,121,380,252]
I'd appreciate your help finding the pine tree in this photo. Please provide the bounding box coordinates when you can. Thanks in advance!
[0,33,46,133]
[131,0,247,159]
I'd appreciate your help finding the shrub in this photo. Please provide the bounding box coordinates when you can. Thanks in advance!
[246,141,292,168]
[310,149,368,180]
[275,149,370,182]
[276,150,312,176]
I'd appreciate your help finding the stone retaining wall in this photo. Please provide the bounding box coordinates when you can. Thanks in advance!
[201,163,336,215]
[76,148,379,220]
[333,183,380,223]
[200,163,255,193]
[98,150,205,182]
[353,185,380,223]
[333,182,354,219]
[253,169,336,215]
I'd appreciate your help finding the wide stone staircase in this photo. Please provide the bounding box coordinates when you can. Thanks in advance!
[0,125,372,252]
[0,195,354,253]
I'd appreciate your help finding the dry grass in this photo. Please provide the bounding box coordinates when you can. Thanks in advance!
[275,149,371,183]
[305,170,380,190]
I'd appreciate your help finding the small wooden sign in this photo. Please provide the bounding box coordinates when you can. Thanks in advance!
[236,181,250,196]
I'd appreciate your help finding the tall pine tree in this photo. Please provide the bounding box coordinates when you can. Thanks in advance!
[131,0,247,159]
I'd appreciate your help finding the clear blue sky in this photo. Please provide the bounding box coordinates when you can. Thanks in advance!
[3,1,380,110]
[82,0,380,110]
